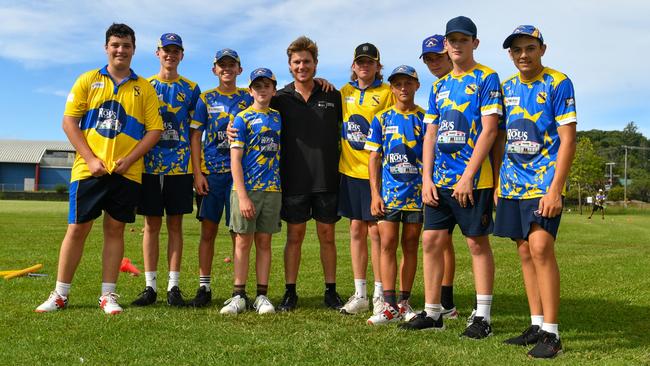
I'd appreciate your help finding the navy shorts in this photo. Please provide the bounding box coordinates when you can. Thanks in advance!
[423,188,494,237]
[378,209,423,224]
[68,174,140,224]
[196,173,232,225]
[138,174,193,216]
[494,197,562,240]
[337,174,374,221]
[281,192,340,224]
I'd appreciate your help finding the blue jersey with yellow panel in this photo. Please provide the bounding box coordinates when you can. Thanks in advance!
[231,106,282,192]
[498,67,577,199]
[144,75,200,175]
[340,80,395,179]
[190,87,252,174]
[64,66,163,184]
[424,63,503,189]
[364,106,425,211]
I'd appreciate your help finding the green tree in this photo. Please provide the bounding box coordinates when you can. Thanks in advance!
[569,137,605,213]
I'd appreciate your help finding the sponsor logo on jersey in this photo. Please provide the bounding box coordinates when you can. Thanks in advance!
[318,101,336,108]
[91,82,104,89]
[67,93,75,103]
[208,105,225,114]
[436,90,450,102]
[345,96,355,103]
[250,118,263,126]
[504,97,520,106]
[177,92,186,103]
[489,90,501,99]
[536,92,547,104]
[371,95,380,106]
[506,119,543,162]
[387,144,419,182]
[385,126,399,134]
[465,83,477,95]
[133,86,141,97]
[346,114,371,150]
[565,97,575,107]
[96,106,123,137]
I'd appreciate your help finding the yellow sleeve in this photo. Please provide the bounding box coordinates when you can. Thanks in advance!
[141,81,164,132]
[63,72,90,118]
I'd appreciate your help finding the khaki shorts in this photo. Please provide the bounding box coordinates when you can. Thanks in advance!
[229,190,282,234]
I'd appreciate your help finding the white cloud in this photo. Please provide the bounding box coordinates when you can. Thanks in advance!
[34,87,68,97]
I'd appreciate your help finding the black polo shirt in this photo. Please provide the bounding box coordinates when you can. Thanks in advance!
[272,82,342,195]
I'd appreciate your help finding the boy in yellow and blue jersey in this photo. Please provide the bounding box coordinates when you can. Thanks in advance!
[221,68,281,315]
[495,25,576,359]
[36,24,163,315]
[420,16,501,337]
[188,48,253,307]
[131,33,200,308]
[339,43,395,316]
[364,65,425,326]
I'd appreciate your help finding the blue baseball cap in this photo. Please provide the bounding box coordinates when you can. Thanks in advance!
[445,16,477,37]
[158,33,183,50]
[420,34,446,58]
[249,68,277,87]
[387,65,419,82]
[214,48,240,64]
[502,25,544,49]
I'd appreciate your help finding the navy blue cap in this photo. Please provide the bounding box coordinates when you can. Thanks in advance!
[214,48,240,64]
[387,65,419,82]
[158,33,183,50]
[249,68,277,87]
[445,16,477,37]
[502,25,544,49]
[420,34,446,58]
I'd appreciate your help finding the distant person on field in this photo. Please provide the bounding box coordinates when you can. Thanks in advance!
[588,189,605,220]
[36,23,163,315]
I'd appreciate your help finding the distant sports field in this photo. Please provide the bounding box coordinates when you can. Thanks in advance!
[1,200,649,364]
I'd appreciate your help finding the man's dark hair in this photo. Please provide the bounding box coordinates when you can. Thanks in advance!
[105,23,136,47]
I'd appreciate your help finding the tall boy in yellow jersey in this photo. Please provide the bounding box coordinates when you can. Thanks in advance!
[36,24,163,315]
[421,16,501,337]
[338,43,395,316]
[131,33,201,308]
[495,26,576,359]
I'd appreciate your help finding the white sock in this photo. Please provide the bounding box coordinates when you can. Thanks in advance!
[55,281,71,297]
[101,282,116,295]
[542,323,559,338]
[199,275,211,291]
[145,271,157,292]
[373,282,383,298]
[476,294,493,323]
[424,303,442,320]
[168,271,180,291]
[531,315,544,327]
[354,279,367,298]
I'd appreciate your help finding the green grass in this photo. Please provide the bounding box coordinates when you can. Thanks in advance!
[1,200,649,365]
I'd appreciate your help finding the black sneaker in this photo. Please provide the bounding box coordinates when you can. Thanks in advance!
[186,286,211,308]
[324,290,344,310]
[278,291,298,312]
[504,325,540,346]
[131,286,157,306]
[167,286,186,307]
[528,331,563,359]
[398,311,444,331]
[460,316,493,339]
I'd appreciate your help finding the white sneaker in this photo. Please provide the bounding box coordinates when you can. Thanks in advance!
[441,306,459,319]
[340,295,369,315]
[466,309,477,327]
[372,295,384,316]
[367,302,402,325]
[35,291,68,313]
[398,300,417,322]
[253,295,275,314]
[98,292,123,315]
[220,295,247,315]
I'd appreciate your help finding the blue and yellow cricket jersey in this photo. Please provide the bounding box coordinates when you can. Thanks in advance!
[340,79,395,179]
[364,106,425,211]
[64,66,163,184]
[424,64,503,190]
[231,106,282,192]
[498,67,577,199]
[190,87,252,174]
[144,75,201,175]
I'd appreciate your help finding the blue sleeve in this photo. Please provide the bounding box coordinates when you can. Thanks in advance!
[424,84,439,125]
[479,72,503,116]
[552,78,577,125]
[364,115,383,152]
[191,96,207,131]
[231,115,247,148]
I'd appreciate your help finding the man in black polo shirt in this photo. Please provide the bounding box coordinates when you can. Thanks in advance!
[273,36,343,311]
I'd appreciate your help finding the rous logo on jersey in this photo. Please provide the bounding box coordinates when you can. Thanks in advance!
[345,114,371,150]
[158,111,180,148]
[506,118,543,163]
[258,130,280,158]
[387,144,418,182]
[95,101,126,138]
[436,109,469,154]
[215,123,230,153]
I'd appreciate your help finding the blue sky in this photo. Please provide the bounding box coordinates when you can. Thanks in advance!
[1,0,649,141]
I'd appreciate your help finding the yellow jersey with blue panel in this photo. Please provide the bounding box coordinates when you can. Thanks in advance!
[190,87,253,174]
[340,80,395,179]
[498,67,577,199]
[64,66,163,184]
[231,107,282,192]
[424,64,503,190]
[364,106,425,211]
[144,75,201,175]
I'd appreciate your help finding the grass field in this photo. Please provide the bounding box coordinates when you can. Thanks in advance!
[1,200,649,365]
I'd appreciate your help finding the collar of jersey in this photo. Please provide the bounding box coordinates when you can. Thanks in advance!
[518,67,547,85]
[152,74,181,84]
[100,65,138,81]
[449,64,479,80]
[391,105,420,115]
[215,86,242,96]
[349,78,382,90]
[250,106,271,113]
